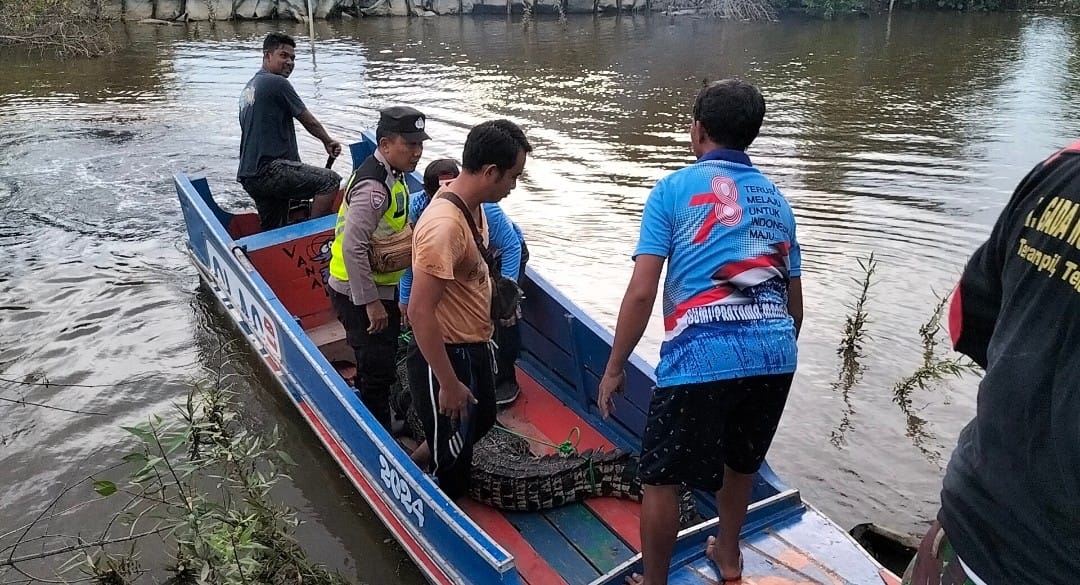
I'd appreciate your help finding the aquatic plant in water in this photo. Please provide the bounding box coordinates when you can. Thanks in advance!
[0,358,350,585]
[829,252,876,448]
[891,291,982,466]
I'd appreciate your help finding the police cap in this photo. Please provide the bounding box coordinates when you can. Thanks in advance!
[377,106,430,143]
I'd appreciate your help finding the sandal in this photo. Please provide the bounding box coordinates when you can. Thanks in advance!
[705,535,744,582]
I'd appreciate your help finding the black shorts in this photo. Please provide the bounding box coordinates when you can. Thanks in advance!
[406,340,497,500]
[639,373,793,492]
[239,159,341,230]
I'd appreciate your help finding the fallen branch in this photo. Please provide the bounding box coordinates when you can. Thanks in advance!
[0,375,123,389]
[829,253,877,447]
[0,395,107,416]
[0,528,168,567]
[138,17,184,25]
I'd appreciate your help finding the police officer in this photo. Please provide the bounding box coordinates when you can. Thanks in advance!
[327,106,429,431]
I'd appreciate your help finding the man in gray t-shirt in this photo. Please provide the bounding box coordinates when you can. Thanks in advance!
[238,33,342,231]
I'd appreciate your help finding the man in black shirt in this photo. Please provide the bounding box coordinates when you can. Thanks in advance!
[237,33,342,231]
[904,142,1080,584]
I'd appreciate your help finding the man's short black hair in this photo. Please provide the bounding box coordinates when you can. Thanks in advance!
[462,120,533,173]
[263,33,296,54]
[693,79,766,151]
[423,159,460,197]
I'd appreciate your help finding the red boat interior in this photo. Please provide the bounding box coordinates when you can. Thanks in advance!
[228,207,648,584]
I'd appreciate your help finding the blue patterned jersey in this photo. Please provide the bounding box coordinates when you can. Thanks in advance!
[634,149,801,387]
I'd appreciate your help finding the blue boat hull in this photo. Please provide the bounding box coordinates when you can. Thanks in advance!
[177,173,515,584]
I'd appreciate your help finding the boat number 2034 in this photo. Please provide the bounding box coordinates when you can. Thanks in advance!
[379,454,425,527]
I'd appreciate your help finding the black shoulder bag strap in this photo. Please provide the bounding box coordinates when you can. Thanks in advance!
[437,192,522,321]
[438,191,496,268]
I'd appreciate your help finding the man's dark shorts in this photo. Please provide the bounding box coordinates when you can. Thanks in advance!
[639,373,793,492]
[239,159,341,231]
[406,340,497,500]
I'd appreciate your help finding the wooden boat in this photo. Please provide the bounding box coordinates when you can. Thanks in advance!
[175,132,901,585]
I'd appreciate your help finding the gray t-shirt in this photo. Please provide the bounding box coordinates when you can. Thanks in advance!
[237,68,306,180]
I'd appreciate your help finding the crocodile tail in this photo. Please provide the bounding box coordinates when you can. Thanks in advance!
[587,450,641,501]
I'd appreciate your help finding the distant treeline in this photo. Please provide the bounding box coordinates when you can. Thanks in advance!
[1,0,1078,58]
[784,0,1079,18]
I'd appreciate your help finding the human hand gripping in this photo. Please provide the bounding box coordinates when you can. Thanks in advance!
[365,300,388,333]
[597,368,626,419]
[439,379,477,421]
[324,139,343,158]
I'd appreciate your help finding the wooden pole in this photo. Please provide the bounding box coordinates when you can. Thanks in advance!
[306,0,316,41]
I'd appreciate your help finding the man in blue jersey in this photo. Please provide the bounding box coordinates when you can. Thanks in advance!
[599,80,802,585]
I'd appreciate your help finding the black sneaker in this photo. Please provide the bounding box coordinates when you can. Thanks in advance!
[495,379,521,406]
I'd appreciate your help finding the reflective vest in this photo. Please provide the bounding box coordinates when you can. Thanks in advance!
[329,156,409,287]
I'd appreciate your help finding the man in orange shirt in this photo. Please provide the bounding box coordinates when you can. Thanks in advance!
[406,120,532,499]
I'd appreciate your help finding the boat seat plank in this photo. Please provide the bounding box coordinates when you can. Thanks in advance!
[458,499,568,585]
[235,213,336,251]
[504,511,600,585]
[669,543,824,585]
[579,497,642,552]
[544,503,635,574]
[306,314,345,346]
[743,509,886,585]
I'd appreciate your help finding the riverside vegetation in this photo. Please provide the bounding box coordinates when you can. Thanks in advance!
[0,0,113,56]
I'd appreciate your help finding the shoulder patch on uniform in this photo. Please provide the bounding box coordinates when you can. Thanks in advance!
[371,190,386,209]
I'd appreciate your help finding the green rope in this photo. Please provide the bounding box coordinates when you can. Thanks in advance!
[494,424,581,456]
[395,330,414,367]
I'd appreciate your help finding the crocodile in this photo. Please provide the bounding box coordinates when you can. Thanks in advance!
[469,425,645,512]
[390,352,701,524]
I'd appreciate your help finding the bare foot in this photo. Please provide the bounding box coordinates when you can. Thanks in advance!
[623,573,645,585]
[706,536,743,582]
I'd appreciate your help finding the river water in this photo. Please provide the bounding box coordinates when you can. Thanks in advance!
[1,12,1078,583]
